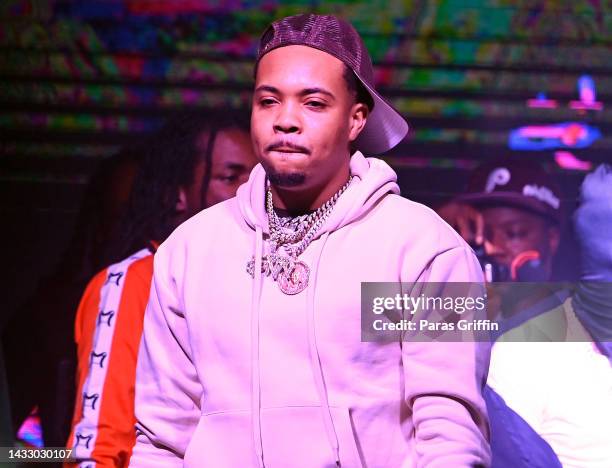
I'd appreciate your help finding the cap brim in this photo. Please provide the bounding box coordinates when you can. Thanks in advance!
[353,73,409,155]
[458,192,561,223]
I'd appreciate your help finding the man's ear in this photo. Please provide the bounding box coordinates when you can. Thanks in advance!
[175,187,187,213]
[348,102,369,142]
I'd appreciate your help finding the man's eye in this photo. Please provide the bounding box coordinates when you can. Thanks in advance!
[260,98,277,106]
[506,229,528,240]
[218,174,239,183]
[306,100,326,109]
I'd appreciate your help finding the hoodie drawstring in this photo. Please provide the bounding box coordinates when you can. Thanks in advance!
[250,229,341,467]
[306,231,341,466]
[251,225,265,468]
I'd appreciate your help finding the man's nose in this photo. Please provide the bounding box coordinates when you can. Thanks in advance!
[273,102,301,134]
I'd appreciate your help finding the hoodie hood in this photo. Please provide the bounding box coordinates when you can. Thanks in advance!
[572,164,612,363]
[237,151,400,237]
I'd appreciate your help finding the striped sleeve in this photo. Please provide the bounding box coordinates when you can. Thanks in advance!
[66,249,153,468]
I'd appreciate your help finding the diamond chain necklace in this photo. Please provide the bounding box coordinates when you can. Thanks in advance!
[246,176,352,294]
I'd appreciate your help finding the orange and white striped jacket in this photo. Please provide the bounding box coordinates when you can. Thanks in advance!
[66,248,154,468]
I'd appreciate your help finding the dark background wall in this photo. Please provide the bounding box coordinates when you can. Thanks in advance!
[1,0,611,325]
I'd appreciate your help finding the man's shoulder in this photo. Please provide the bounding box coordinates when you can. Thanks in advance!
[86,265,111,291]
[77,251,154,324]
[86,251,153,291]
[380,193,439,216]
[168,197,239,242]
[376,193,467,246]
[125,253,154,284]
[156,197,240,263]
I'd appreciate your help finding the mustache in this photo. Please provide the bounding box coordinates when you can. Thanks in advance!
[266,140,311,154]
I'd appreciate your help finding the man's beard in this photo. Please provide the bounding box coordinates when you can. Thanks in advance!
[266,170,306,187]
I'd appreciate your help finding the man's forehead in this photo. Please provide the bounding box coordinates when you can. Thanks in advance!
[211,129,255,166]
[193,128,248,158]
[255,44,345,85]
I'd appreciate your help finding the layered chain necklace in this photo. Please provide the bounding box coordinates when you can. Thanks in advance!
[246,177,352,295]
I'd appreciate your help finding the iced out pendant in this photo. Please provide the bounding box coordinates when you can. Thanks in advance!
[278,261,310,295]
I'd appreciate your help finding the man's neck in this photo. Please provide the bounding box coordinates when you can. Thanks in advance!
[273,206,314,218]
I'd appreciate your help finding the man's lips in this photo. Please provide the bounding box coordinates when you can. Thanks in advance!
[265,142,310,154]
[267,149,310,160]
[272,148,302,153]
[269,147,307,154]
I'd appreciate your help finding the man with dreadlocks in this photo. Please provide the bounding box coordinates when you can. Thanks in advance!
[65,113,256,467]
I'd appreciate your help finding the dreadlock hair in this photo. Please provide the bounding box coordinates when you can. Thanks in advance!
[56,148,142,281]
[105,111,250,264]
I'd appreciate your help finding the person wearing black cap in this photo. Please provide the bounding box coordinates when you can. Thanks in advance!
[438,159,571,468]
[129,13,490,468]
[438,158,562,282]
[487,165,612,467]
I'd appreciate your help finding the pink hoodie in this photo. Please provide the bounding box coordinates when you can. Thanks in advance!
[130,152,491,468]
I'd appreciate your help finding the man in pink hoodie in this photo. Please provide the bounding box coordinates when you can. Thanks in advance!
[130,14,491,468]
